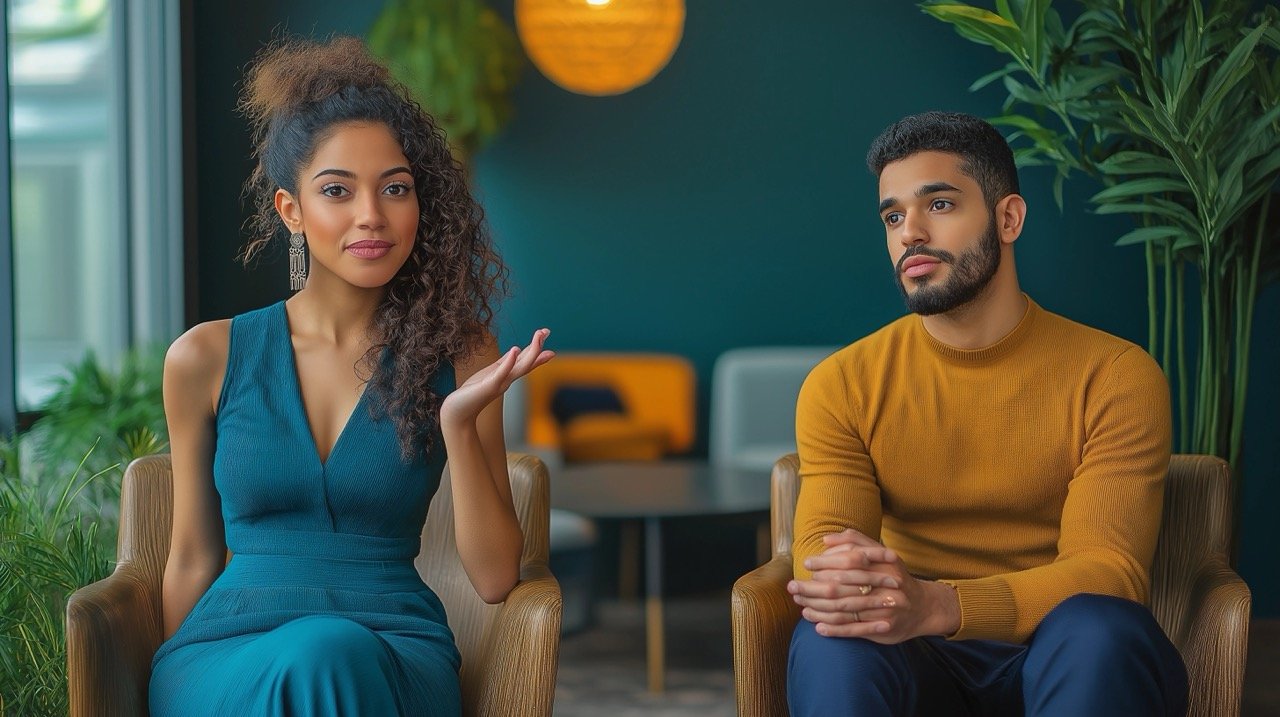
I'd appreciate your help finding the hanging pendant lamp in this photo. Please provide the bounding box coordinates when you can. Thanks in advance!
[515,0,685,96]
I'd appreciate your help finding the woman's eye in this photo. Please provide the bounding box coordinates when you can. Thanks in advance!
[384,182,413,196]
[321,184,348,198]
[931,199,953,211]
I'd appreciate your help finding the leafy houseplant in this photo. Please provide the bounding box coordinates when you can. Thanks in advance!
[367,0,524,160]
[24,345,168,502]
[0,440,114,717]
[0,347,168,714]
[921,1,1280,479]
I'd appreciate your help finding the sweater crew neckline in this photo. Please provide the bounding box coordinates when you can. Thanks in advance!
[917,295,1039,364]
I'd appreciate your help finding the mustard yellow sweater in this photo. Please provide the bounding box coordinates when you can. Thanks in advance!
[793,297,1171,643]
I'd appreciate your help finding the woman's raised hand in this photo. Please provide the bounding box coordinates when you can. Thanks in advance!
[440,329,554,430]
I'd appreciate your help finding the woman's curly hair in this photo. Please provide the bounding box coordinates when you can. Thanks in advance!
[237,36,507,458]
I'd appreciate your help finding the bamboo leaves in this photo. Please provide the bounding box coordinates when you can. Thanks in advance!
[923,0,1280,477]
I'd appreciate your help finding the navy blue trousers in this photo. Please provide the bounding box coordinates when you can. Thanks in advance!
[787,593,1188,716]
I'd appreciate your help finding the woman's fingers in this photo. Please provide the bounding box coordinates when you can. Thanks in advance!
[481,346,520,388]
[469,329,553,397]
[510,329,552,379]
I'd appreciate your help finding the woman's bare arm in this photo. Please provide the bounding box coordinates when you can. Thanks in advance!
[159,321,230,638]
[444,330,552,604]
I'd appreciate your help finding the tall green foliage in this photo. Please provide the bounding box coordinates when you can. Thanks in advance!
[922,0,1280,475]
[367,0,524,160]
[25,345,168,498]
[0,347,168,714]
[0,440,114,716]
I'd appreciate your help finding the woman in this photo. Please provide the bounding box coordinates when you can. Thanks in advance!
[148,36,551,715]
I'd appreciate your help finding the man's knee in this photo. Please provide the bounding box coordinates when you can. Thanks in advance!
[1035,593,1168,661]
[1025,593,1187,716]
[789,619,905,678]
[787,620,910,716]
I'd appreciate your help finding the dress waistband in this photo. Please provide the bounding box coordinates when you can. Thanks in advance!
[226,528,420,561]
[219,552,428,593]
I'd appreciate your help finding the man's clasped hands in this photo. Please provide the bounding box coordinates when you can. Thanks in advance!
[787,528,963,644]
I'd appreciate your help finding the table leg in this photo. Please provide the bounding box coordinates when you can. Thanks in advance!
[619,520,640,600]
[644,516,665,694]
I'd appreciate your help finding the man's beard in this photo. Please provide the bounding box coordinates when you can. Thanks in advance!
[894,217,1001,316]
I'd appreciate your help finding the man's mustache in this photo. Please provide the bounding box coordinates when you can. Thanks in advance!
[896,246,956,274]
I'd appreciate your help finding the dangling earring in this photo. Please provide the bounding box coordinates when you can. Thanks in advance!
[288,232,308,291]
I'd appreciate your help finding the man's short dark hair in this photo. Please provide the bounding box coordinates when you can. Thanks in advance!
[866,111,1019,207]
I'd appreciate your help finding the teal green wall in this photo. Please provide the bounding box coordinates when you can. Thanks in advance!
[192,1,1279,614]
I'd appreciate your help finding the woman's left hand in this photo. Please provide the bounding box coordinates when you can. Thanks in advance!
[440,329,554,430]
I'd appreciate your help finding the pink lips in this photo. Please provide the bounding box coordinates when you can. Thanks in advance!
[346,240,392,260]
[901,255,941,278]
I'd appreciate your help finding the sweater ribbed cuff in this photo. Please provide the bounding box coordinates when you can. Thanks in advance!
[938,577,1016,642]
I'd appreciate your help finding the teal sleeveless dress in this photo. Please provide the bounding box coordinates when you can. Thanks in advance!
[149,301,462,716]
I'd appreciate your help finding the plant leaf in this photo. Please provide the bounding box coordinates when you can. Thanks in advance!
[1114,226,1185,246]
[1091,178,1191,203]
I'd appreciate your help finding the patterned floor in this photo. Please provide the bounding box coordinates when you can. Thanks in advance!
[555,592,736,716]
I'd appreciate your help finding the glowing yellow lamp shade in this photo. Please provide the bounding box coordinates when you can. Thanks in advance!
[515,0,685,96]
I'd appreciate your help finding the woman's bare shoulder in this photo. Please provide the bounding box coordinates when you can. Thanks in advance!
[164,320,232,408]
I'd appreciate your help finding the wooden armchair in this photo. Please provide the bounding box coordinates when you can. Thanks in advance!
[731,454,1251,717]
[66,453,563,716]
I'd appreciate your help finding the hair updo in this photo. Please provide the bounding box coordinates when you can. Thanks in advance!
[238,36,508,458]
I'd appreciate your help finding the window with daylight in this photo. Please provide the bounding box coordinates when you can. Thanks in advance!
[4,0,183,419]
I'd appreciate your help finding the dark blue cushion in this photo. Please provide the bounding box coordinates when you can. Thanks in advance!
[550,384,626,426]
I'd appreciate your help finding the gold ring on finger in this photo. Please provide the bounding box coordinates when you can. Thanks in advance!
[859,584,873,595]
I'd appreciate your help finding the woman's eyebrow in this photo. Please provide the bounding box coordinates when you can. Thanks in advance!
[311,166,413,180]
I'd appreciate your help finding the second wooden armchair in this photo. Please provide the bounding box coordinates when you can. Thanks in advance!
[731,453,1250,717]
[66,453,562,716]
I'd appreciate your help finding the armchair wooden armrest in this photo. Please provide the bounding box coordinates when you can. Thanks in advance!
[471,563,563,716]
[67,454,172,717]
[1182,561,1250,717]
[731,556,801,717]
[66,563,163,715]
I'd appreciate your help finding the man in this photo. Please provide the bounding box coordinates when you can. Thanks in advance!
[785,111,1188,716]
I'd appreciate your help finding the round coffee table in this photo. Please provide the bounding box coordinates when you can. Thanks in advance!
[552,460,772,693]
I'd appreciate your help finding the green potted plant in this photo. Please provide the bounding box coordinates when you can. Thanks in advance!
[24,345,168,501]
[921,0,1280,482]
[367,0,524,160]
[0,346,168,714]
[0,440,113,716]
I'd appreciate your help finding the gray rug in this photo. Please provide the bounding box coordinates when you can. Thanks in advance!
[555,593,736,716]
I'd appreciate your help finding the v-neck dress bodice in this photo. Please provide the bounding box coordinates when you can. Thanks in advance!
[149,301,462,716]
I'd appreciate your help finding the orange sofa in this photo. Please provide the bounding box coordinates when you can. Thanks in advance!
[523,353,695,462]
